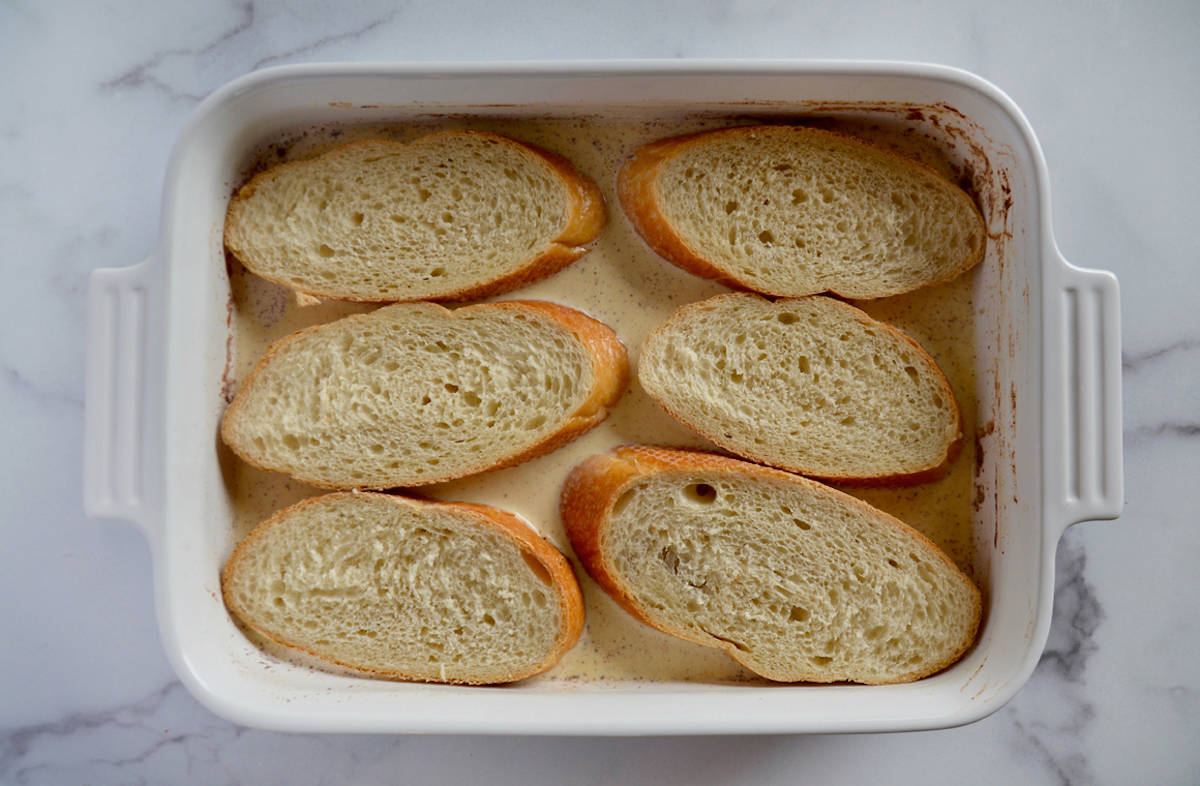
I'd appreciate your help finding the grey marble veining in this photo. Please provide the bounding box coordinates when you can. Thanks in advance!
[1,0,1197,783]
[1000,533,1103,786]
[1122,337,1200,449]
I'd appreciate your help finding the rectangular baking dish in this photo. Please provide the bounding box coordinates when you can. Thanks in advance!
[83,61,1123,735]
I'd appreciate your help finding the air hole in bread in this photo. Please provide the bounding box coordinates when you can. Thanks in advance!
[904,365,919,382]
[683,483,717,505]
[521,552,552,586]
[724,200,739,214]
[612,488,636,516]
[317,244,336,258]
[351,212,364,225]
[788,606,809,623]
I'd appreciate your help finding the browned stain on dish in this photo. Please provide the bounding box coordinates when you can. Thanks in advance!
[220,254,237,405]
[961,653,989,691]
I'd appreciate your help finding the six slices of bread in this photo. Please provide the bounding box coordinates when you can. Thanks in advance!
[220,125,986,686]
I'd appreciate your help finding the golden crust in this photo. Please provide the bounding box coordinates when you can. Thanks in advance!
[220,300,629,489]
[639,293,963,485]
[617,125,986,299]
[224,131,607,304]
[617,131,747,289]
[559,446,982,684]
[222,491,584,684]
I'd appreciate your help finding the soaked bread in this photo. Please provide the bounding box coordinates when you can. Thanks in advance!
[560,447,981,684]
[221,300,628,489]
[639,293,961,483]
[223,492,584,684]
[225,132,605,302]
[619,125,984,298]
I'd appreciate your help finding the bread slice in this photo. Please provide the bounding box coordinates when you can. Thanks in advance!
[225,132,606,302]
[618,125,985,299]
[560,446,981,684]
[638,293,961,484]
[221,300,628,489]
[222,491,584,684]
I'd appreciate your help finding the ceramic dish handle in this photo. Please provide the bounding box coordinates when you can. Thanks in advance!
[1051,256,1123,527]
[84,258,158,538]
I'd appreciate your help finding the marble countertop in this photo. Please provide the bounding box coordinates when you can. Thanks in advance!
[2,0,1196,783]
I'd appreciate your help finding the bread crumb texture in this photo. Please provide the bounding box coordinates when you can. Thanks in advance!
[573,447,980,683]
[223,493,576,684]
[222,301,609,488]
[639,293,960,481]
[225,132,599,301]
[631,125,985,298]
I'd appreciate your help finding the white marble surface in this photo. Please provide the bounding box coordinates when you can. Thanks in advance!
[2,0,1197,783]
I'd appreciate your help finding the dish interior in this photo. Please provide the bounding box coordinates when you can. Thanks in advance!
[160,69,1042,730]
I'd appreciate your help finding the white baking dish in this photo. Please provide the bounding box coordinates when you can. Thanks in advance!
[83,61,1122,735]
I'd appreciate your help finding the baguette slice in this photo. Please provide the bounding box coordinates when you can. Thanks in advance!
[223,492,584,684]
[221,300,628,489]
[619,125,985,299]
[639,293,961,484]
[225,132,606,302]
[561,446,981,684]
